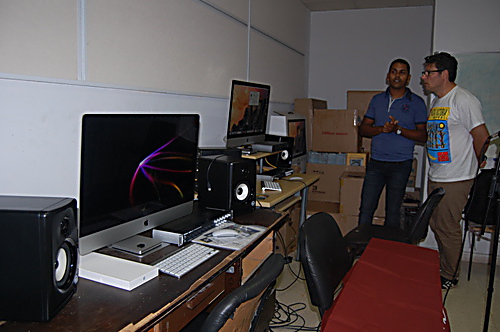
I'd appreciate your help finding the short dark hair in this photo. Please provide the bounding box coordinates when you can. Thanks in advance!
[424,52,458,82]
[389,58,410,73]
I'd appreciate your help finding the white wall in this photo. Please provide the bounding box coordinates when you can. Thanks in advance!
[0,0,309,199]
[308,6,434,109]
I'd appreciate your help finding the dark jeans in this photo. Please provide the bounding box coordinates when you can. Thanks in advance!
[358,159,413,228]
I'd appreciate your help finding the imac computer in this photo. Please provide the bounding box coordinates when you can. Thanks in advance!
[225,80,271,148]
[79,114,200,255]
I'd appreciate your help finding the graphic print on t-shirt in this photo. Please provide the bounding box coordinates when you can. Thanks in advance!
[427,107,451,164]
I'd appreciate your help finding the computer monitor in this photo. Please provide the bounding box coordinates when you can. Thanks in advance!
[225,80,271,148]
[267,114,307,159]
[288,118,307,159]
[79,114,200,255]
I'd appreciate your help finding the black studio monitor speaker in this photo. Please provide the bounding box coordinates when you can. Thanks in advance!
[265,134,294,168]
[198,155,256,215]
[0,196,78,322]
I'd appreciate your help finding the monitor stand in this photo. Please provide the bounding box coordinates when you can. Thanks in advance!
[111,235,163,256]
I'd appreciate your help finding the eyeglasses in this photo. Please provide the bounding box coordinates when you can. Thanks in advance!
[421,69,444,77]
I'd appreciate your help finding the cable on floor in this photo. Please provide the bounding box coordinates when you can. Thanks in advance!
[270,300,321,331]
[276,260,305,292]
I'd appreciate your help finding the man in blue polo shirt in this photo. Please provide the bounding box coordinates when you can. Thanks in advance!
[358,59,427,228]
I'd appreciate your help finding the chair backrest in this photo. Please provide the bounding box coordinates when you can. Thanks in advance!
[406,187,445,244]
[200,253,284,332]
[464,168,497,227]
[299,212,353,316]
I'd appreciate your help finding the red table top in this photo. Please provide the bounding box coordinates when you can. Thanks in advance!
[321,238,449,332]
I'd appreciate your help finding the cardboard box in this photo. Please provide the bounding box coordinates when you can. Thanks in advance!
[305,201,356,235]
[347,90,383,153]
[346,90,383,115]
[339,171,385,217]
[312,109,361,153]
[306,200,340,217]
[307,200,339,212]
[345,214,385,227]
[275,201,301,256]
[404,188,421,201]
[410,158,418,177]
[334,214,359,236]
[307,163,365,202]
[406,175,417,188]
[308,151,346,165]
[413,144,424,188]
[306,201,385,234]
[347,153,368,167]
[294,98,328,151]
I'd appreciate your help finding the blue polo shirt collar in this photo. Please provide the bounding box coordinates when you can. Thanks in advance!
[384,87,413,101]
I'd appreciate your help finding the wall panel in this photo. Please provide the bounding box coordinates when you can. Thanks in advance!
[87,0,247,96]
[0,0,77,79]
[252,0,309,54]
[250,31,306,103]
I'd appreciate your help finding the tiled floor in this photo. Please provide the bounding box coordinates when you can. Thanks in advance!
[272,259,500,331]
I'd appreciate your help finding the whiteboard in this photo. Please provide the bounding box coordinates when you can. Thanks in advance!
[455,53,500,135]
[455,53,500,163]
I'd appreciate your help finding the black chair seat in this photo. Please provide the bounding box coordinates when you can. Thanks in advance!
[344,187,445,256]
[344,223,409,245]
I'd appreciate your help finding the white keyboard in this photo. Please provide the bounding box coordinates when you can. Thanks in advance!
[261,180,282,192]
[154,243,219,278]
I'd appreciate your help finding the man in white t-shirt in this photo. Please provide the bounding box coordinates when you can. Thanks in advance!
[421,52,490,290]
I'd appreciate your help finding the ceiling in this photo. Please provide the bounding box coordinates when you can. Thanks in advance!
[300,0,434,11]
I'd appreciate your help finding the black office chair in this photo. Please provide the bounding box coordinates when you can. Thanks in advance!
[462,168,497,280]
[196,253,284,332]
[299,212,353,316]
[344,187,445,256]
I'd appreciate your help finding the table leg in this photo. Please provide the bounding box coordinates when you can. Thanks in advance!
[295,186,308,261]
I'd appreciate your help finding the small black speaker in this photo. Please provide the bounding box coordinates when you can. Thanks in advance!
[198,155,256,215]
[0,196,78,322]
[265,134,294,168]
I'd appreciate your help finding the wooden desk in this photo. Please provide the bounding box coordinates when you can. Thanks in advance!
[0,210,286,332]
[322,238,450,332]
[242,151,280,173]
[256,173,318,209]
[257,173,319,260]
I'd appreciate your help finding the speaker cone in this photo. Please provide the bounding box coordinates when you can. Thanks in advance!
[280,150,289,160]
[235,182,249,201]
[54,239,77,292]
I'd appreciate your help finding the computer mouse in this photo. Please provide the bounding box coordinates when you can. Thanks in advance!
[212,229,239,237]
[288,176,303,180]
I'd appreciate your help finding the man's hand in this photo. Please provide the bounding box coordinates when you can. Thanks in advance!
[383,115,399,133]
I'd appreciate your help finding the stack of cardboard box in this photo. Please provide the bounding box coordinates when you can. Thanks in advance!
[295,92,383,235]
[296,92,424,234]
